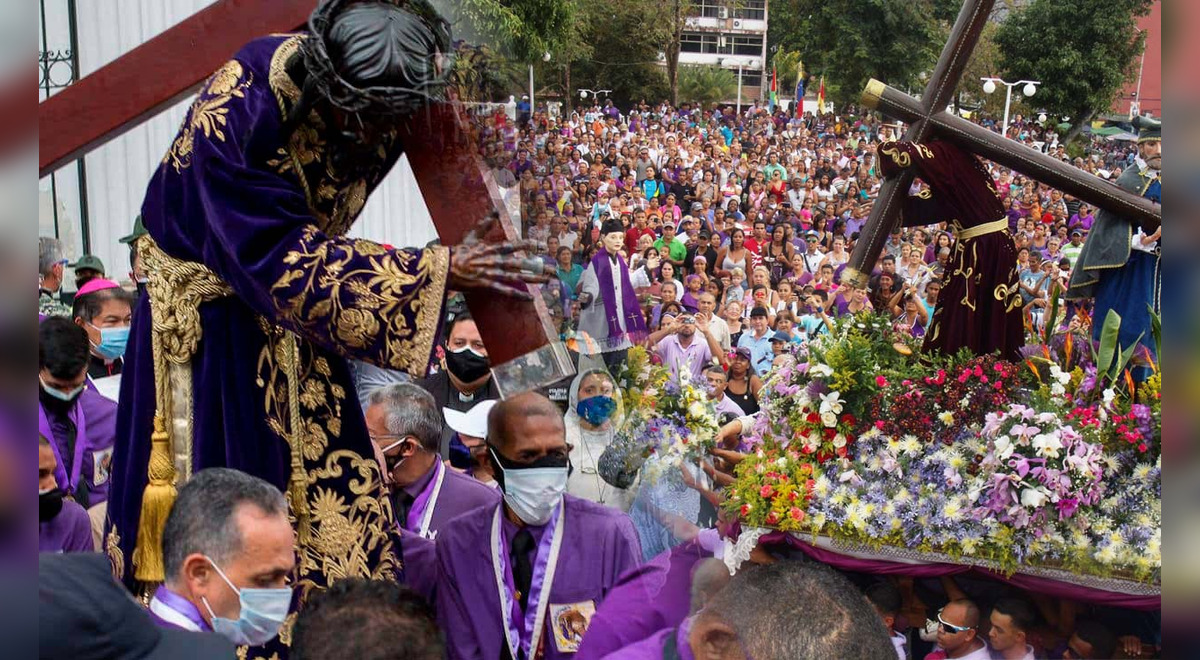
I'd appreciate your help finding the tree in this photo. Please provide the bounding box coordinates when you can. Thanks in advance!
[677,65,739,107]
[453,0,584,64]
[767,0,947,107]
[955,21,1006,117]
[564,0,670,109]
[995,0,1152,143]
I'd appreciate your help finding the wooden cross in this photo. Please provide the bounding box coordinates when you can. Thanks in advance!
[844,0,1162,287]
[38,0,572,395]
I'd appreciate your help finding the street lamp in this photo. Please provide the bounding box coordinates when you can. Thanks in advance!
[981,77,1041,139]
[528,52,552,122]
[734,58,760,116]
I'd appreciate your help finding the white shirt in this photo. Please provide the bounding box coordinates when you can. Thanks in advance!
[891,632,907,660]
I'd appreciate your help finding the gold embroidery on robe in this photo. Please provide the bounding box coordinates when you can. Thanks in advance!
[270,226,449,375]
[880,144,911,168]
[165,60,254,173]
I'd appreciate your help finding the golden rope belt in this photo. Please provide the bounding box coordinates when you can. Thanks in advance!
[956,217,1009,241]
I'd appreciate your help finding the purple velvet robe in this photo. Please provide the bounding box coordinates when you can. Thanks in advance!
[105,34,450,644]
[435,495,641,660]
[398,528,437,605]
[575,540,707,660]
[38,388,117,507]
[38,500,93,553]
[401,461,500,538]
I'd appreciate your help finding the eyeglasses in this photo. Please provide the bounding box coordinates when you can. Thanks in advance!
[936,609,974,634]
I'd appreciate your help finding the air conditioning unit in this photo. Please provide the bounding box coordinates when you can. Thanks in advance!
[718,6,729,19]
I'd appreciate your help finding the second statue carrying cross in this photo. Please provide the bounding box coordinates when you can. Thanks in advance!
[844,0,1162,362]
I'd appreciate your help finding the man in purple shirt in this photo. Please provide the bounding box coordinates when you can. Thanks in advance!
[435,392,641,660]
[648,312,723,386]
[38,436,92,553]
[366,383,500,541]
[149,468,294,649]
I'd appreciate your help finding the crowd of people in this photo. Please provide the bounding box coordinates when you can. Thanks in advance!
[35,93,1160,660]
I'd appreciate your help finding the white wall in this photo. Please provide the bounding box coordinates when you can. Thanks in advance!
[41,0,437,285]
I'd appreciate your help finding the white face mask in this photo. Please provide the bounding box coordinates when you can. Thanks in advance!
[490,448,568,526]
[200,556,292,647]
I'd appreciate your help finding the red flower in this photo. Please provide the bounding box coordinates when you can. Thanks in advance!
[824,428,837,439]
[1138,443,1148,453]
[739,504,751,517]
[787,490,799,502]
[760,485,776,498]
[765,511,781,526]
[789,507,805,522]
[836,446,848,458]
[843,414,857,428]
[806,412,820,425]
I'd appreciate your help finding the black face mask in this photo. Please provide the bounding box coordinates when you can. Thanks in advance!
[445,346,490,383]
[486,444,573,493]
[39,488,66,522]
[39,385,80,415]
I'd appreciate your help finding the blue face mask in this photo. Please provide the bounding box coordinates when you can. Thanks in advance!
[89,324,129,360]
[576,395,616,426]
[201,556,292,647]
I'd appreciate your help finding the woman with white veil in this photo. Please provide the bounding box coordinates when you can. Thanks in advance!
[564,365,635,511]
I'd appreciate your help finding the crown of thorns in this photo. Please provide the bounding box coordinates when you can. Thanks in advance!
[300,0,453,116]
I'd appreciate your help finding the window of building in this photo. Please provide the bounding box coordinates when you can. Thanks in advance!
[680,33,719,54]
[732,0,766,20]
[730,34,763,56]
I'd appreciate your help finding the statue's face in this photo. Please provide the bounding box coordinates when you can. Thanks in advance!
[602,231,625,255]
[1139,140,1161,170]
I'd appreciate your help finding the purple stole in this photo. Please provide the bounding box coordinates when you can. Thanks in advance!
[38,402,87,497]
[591,250,647,345]
[406,460,446,539]
[148,586,211,632]
[493,502,564,660]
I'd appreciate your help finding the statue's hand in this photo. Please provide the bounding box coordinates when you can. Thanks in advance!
[449,240,555,301]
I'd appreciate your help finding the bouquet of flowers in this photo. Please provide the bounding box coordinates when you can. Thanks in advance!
[975,403,1105,532]
[725,443,817,532]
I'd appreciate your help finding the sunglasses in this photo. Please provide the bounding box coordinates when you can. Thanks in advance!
[936,609,974,634]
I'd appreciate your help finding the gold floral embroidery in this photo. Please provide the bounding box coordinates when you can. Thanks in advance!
[164,60,254,172]
[255,320,401,608]
[106,524,125,581]
[914,143,935,160]
[271,226,449,376]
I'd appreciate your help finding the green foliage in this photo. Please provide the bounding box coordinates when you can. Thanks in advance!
[1092,309,1144,388]
[566,0,670,107]
[995,0,1152,138]
[455,0,584,63]
[451,44,526,103]
[676,65,739,108]
[767,0,946,106]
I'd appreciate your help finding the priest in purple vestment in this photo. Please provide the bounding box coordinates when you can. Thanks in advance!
[365,382,499,541]
[103,2,553,644]
[435,393,641,660]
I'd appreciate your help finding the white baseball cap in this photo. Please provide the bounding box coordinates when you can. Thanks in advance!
[443,400,498,440]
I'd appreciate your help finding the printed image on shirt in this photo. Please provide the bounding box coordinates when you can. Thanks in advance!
[550,600,596,653]
[93,447,114,486]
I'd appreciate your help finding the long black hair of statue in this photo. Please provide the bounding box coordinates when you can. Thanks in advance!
[282,0,453,143]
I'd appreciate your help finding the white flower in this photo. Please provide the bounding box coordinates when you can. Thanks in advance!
[819,391,844,415]
[1102,388,1116,407]
[938,411,955,425]
[1020,487,1048,508]
[821,411,839,428]
[688,401,706,419]
[1051,382,1066,397]
[993,436,1015,461]
[1031,433,1063,459]
[832,433,847,448]
[809,363,834,378]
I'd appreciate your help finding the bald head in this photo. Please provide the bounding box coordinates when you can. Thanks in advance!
[690,558,731,615]
[487,392,567,460]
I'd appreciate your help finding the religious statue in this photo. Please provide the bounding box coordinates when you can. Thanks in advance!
[873,139,1024,361]
[577,219,649,371]
[1067,115,1161,374]
[105,0,551,641]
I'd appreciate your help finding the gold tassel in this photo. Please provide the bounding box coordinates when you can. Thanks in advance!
[290,474,312,546]
[132,415,177,583]
[283,333,312,546]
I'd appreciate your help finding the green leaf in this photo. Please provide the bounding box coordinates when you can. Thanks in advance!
[1096,309,1121,379]
[1043,282,1061,345]
[1149,305,1161,365]
[1112,333,1144,383]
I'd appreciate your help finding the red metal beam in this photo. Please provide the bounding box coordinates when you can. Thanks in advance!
[39,0,314,178]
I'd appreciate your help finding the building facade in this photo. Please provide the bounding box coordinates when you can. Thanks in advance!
[676,0,769,105]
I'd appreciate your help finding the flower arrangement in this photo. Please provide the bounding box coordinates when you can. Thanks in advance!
[725,444,816,532]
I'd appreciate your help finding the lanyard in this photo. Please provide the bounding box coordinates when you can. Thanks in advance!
[38,400,88,493]
[491,501,564,660]
[408,461,446,539]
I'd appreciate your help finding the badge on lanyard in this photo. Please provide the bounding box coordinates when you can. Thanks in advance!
[93,447,114,487]
[550,601,596,654]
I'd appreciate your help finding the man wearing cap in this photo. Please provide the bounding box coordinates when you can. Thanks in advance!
[736,307,774,374]
[1062,228,1085,267]
[367,383,498,544]
[1067,114,1161,380]
[445,399,499,487]
[579,219,649,371]
[686,232,718,279]
[120,215,152,301]
[769,329,792,362]
[72,278,134,380]
[38,236,72,318]
[70,254,106,292]
[653,221,688,269]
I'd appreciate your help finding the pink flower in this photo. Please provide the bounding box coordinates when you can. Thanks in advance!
[1138,443,1148,453]
[765,511,781,525]
[876,375,889,387]
[789,507,805,521]
[760,485,776,498]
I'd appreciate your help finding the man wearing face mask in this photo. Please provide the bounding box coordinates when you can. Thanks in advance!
[436,392,641,660]
[119,214,151,302]
[38,236,73,318]
[152,468,295,648]
[366,383,499,541]
[577,219,649,373]
[38,318,118,525]
[38,435,94,553]
[71,279,134,380]
[417,311,500,457]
